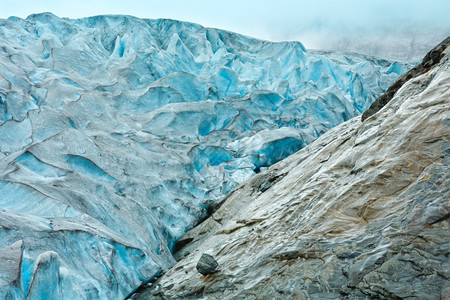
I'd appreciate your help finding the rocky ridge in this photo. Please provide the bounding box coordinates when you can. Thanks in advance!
[136,39,450,299]
[362,37,450,121]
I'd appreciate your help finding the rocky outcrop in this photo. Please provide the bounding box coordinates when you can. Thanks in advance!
[136,41,450,299]
[362,36,450,121]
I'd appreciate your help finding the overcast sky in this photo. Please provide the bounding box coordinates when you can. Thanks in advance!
[1,0,449,51]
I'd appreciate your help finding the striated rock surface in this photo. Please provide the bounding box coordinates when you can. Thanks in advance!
[137,42,450,299]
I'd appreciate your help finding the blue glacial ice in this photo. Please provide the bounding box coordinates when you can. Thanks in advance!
[0,13,412,299]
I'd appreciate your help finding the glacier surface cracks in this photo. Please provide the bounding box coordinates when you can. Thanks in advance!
[0,13,411,299]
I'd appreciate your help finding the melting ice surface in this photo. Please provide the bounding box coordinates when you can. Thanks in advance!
[0,13,411,299]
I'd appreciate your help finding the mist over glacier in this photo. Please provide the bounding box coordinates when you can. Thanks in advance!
[0,13,412,299]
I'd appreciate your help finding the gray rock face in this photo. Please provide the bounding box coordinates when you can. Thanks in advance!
[196,254,219,276]
[137,42,450,299]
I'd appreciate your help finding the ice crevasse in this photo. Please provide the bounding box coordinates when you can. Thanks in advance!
[0,13,411,299]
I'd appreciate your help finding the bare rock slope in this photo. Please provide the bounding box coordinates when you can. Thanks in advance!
[137,40,450,299]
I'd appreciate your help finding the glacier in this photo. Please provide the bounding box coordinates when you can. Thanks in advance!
[137,38,450,299]
[0,13,412,299]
